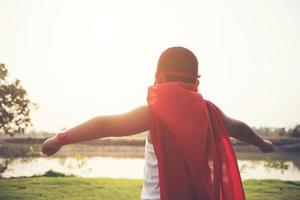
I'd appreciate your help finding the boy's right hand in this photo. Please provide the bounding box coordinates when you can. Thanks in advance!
[259,139,274,153]
[41,135,63,157]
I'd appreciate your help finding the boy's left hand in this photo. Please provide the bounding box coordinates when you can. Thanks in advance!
[41,135,63,156]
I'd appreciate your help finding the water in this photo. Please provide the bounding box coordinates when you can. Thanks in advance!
[1,155,300,181]
[1,157,144,179]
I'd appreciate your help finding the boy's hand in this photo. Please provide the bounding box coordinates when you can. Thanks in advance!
[41,135,63,156]
[259,139,274,153]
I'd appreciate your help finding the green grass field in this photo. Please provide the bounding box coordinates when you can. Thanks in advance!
[0,177,299,200]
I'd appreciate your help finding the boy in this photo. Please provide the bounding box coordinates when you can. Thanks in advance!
[42,47,273,200]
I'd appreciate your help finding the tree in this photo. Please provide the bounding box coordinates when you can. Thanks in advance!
[0,63,36,136]
[277,128,286,137]
[291,124,300,137]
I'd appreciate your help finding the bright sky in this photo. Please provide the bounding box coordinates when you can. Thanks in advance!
[0,0,299,132]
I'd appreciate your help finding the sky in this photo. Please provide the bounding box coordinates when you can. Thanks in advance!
[0,0,299,132]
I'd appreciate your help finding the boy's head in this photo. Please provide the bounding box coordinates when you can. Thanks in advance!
[156,47,199,84]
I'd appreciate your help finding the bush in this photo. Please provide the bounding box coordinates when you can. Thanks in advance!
[42,170,70,177]
[0,159,10,177]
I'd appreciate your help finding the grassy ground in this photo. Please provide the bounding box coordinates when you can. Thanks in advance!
[0,177,142,200]
[0,177,299,200]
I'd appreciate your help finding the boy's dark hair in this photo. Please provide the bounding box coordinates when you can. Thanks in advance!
[157,47,198,84]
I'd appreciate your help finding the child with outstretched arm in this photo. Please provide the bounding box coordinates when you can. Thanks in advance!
[42,47,273,200]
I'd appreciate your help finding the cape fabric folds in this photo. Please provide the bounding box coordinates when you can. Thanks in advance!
[147,82,245,200]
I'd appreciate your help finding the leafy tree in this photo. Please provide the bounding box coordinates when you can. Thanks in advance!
[0,63,36,136]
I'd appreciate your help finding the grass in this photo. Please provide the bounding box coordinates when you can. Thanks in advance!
[0,177,299,200]
[0,177,142,200]
[244,180,300,200]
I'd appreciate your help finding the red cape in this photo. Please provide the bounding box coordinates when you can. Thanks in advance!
[147,82,245,200]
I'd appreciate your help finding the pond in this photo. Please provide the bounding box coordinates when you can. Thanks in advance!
[1,154,300,181]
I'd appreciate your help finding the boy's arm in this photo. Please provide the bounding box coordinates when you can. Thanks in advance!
[220,110,274,153]
[62,105,150,143]
[41,105,150,156]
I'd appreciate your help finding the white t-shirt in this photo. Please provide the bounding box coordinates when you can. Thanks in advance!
[140,138,160,200]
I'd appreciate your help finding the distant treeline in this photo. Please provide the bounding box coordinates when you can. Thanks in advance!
[1,124,300,138]
[253,124,300,137]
